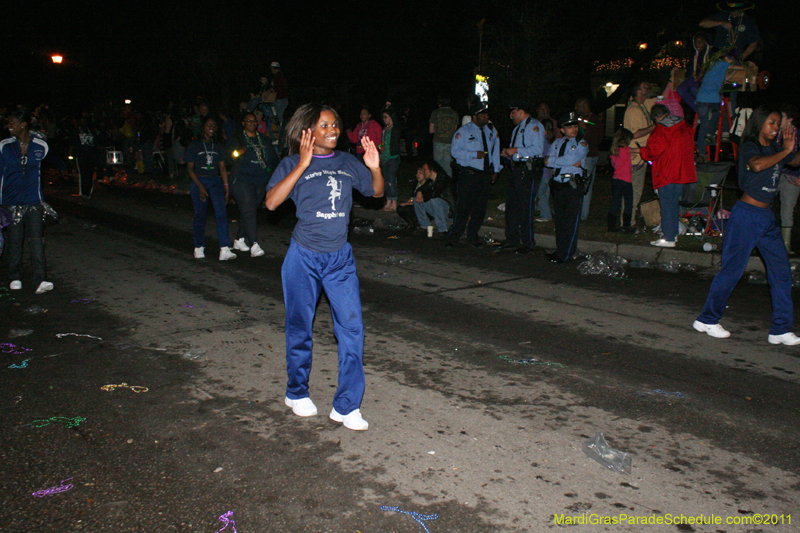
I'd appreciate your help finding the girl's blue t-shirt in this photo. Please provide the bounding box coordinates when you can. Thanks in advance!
[186,139,225,178]
[738,140,795,204]
[268,151,374,253]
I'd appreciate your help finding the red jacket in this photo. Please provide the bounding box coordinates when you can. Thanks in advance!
[639,117,697,189]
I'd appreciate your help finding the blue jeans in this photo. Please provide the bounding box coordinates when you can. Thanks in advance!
[657,182,683,242]
[6,205,46,285]
[381,157,400,201]
[696,101,720,156]
[698,201,793,335]
[433,142,453,177]
[190,177,232,249]
[536,168,553,220]
[414,197,450,232]
[232,178,266,245]
[580,156,598,220]
[282,240,365,415]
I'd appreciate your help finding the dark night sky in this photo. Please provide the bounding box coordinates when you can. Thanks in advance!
[3,1,797,119]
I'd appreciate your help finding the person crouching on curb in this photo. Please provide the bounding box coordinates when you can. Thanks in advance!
[265,103,384,430]
[545,113,588,263]
[694,105,800,344]
[639,104,697,248]
[397,160,451,237]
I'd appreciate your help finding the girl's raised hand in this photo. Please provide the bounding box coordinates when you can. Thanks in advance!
[299,128,314,166]
[361,137,380,170]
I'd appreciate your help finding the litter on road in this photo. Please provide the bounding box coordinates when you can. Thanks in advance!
[101,383,149,393]
[582,432,632,474]
[32,478,74,498]
[380,505,439,533]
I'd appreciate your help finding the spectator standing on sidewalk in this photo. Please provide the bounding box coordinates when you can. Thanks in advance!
[346,107,382,162]
[639,104,697,248]
[575,98,603,221]
[429,97,460,177]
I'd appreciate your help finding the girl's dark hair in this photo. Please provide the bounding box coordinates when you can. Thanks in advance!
[11,109,35,129]
[382,107,399,129]
[741,105,780,146]
[611,128,633,156]
[285,103,342,155]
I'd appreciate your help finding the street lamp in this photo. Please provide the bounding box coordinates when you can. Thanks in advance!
[51,54,63,64]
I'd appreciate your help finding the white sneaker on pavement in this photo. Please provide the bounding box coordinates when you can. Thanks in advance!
[35,281,54,294]
[250,243,265,257]
[768,332,800,345]
[285,397,318,417]
[693,320,730,338]
[194,247,205,259]
[219,247,237,261]
[650,238,676,248]
[330,408,369,431]
[233,238,250,252]
[10,280,22,290]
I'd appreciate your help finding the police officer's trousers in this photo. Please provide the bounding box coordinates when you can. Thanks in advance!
[551,181,583,262]
[505,163,542,249]
[449,167,492,244]
[281,239,365,415]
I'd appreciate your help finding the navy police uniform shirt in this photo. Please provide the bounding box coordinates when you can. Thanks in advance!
[547,137,589,182]
[451,121,501,172]
[186,140,225,178]
[510,116,546,160]
[267,151,374,253]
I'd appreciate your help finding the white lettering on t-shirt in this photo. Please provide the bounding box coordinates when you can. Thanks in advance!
[316,211,346,219]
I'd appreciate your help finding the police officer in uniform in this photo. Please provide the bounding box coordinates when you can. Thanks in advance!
[546,112,589,263]
[447,102,500,247]
[499,100,546,254]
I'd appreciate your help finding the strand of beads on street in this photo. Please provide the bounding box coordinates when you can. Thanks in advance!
[30,416,87,429]
[56,333,103,340]
[380,506,439,533]
[499,355,565,368]
[101,383,149,393]
[8,358,30,369]
[32,478,74,498]
[217,511,237,532]
[0,342,32,355]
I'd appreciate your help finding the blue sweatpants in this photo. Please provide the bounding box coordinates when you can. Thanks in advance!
[697,201,794,335]
[190,177,232,249]
[281,239,365,415]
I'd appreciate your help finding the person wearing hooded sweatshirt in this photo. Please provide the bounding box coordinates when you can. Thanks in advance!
[639,104,698,247]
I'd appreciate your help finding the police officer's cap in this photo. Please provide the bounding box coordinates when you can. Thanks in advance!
[469,102,489,115]
[558,112,581,128]
[508,100,529,112]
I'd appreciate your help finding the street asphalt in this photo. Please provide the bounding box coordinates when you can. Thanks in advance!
[2,178,800,532]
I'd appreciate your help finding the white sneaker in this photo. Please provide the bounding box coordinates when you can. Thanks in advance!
[194,247,205,259]
[650,238,676,248]
[219,247,237,261]
[233,237,250,252]
[330,408,369,431]
[10,280,22,290]
[768,332,800,345]
[284,397,318,417]
[250,243,265,257]
[693,320,730,338]
[35,281,54,294]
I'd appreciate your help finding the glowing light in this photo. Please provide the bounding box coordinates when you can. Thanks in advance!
[124,99,132,105]
[51,55,63,64]
[475,74,489,104]
[639,43,647,50]
[232,150,240,158]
